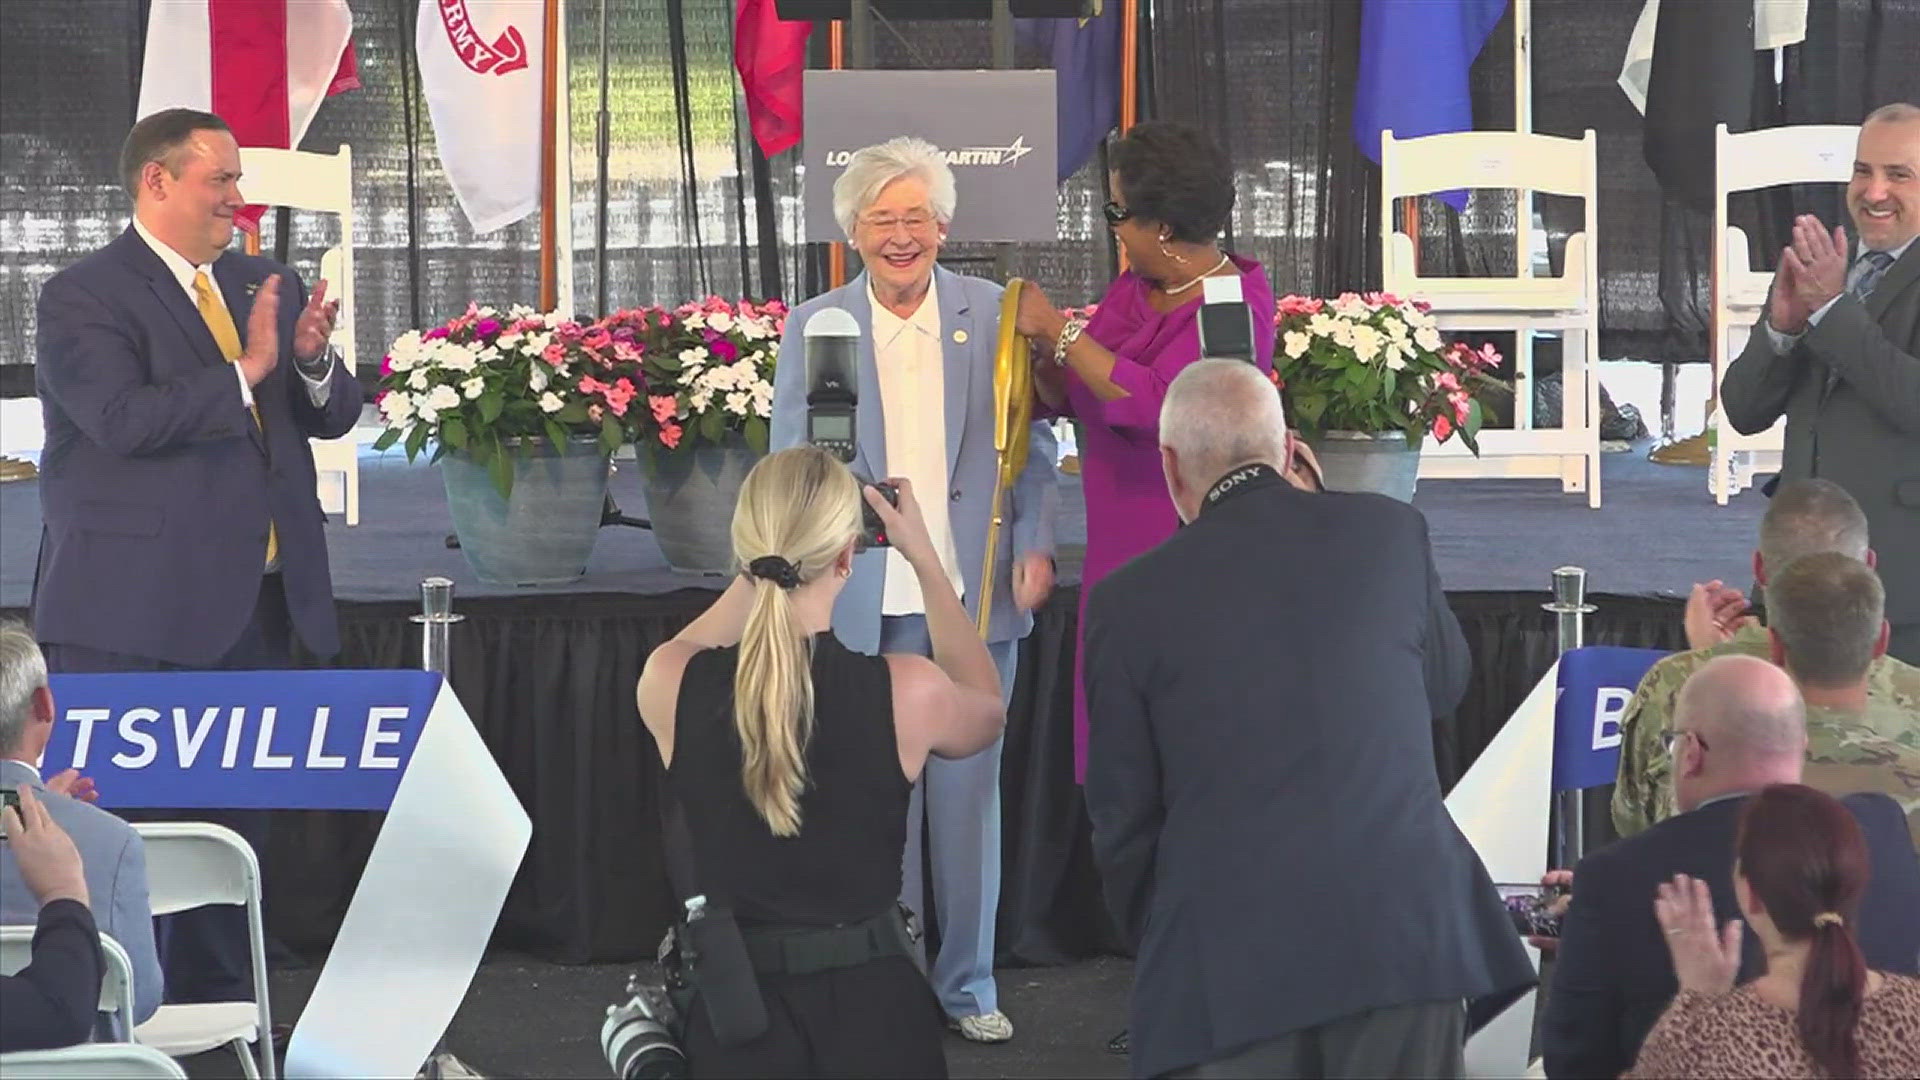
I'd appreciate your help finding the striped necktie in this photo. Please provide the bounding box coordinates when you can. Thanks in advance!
[1850,250,1895,303]
[192,270,277,567]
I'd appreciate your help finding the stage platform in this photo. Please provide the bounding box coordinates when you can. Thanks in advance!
[0,443,1768,963]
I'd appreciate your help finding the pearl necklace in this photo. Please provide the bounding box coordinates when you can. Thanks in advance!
[1161,253,1232,295]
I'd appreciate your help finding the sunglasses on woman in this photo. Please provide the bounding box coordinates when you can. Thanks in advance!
[1103,201,1133,227]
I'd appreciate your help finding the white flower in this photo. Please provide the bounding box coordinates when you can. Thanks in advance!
[1385,351,1408,372]
[462,375,487,400]
[1383,317,1410,342]
[706,311,733,333]
[724,391,750,415]
[538,391,565,414]
[407,368,431,391]
[496,331,524,350]
[476,345,502,364]
[1414,326,1444,352]
[1333,293,1370,319]
[415,393,440,426]
[684,312,707,330]
[689,388,714,412]
[525,331,553,354]
[379,391,415,427]
[529,364,550,393]
[1282,330,1311,360]
[426,384,461,412]
[440,348,478,374]
[751,382,774,417]
[679,346,710,367]
[1330,322,1356,350]
[1307,313,1338,338]
[1350,324,1384,363]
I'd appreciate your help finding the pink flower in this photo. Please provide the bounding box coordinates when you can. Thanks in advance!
[1433,415,1454,440]
[588,403,605,424]
[710,337,739,363]
[380,355,394,376]
[1478,342,1501,368]
[475,318,501,337]
[1437,371,1461,392]
[613,342,643,362]
[423,326,450,341]
[659,421,683,449]
[648,394,678,423]
[543,343,567,366]
[582,328,612,350]
[578,375,610,396]
[1453,395,1472,424]
[604,378,637,417]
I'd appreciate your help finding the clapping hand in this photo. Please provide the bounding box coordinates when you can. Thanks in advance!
[1683,581,1756,651]
[43,768,97,804]
[293,278,341,364]
[1771,215,1849,333]
[238,274,282,387]
[1654,873,1742,996]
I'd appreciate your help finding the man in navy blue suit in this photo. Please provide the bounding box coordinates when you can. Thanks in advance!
[31,108,363,1003]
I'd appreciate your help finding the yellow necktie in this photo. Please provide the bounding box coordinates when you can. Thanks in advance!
[193,271,277,567]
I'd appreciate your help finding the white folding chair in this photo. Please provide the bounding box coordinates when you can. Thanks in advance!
[1709,122,1857,504]
[130,822,274,1080]
[1381,129,1603,508]
[238,144,361,526]
[0,925,138,1042]
[0,1043,187,1079]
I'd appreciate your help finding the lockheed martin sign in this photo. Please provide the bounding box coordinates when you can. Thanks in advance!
[803,70,1059,243]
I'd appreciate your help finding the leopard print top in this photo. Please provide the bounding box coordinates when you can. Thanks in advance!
[1628,974,1920,1078]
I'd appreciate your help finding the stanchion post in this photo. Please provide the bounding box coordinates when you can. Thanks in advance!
[1544,566,1596,870]
[411,576,465,676]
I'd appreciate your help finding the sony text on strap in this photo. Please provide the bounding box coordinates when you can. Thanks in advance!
[41,670,531,1080]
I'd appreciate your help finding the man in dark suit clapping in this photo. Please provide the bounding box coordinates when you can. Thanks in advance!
[31,108,363,1003]
[1083,359,1533,1079]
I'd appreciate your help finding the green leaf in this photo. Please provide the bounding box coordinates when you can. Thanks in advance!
[372,428,401,452]
[545,419,570,455]
[744,415,769,455]
[489,438,514,500]
[479,392,505,424]
[599,414,623,455]
[440,417,469,450]
[698,409,724,444]
[555,401,589,425]
[467,435,493,465]
[404,422,430,461]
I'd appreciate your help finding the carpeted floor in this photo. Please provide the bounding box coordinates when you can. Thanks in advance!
[0,441,1768,607]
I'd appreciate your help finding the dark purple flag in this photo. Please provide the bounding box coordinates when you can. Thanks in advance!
[1020,7,1123,184]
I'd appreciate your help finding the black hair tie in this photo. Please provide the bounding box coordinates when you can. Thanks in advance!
[747,556,801,590]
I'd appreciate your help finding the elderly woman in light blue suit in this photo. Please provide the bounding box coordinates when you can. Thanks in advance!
[770,136,1058,1043]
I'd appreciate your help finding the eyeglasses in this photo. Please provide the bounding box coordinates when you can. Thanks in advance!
[859,213,936,235]
[1661,728,1710,754]
[1102,201,1133,227]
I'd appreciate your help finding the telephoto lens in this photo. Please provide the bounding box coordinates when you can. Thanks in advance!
[601,975,687,1079]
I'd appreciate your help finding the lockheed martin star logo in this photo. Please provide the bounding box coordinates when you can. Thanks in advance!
[824,135,1036,170]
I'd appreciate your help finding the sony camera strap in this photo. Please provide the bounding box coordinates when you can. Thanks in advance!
[1202,462,1283,514]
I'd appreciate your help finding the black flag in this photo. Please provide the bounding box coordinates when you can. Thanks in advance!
[1643,0,1756,212]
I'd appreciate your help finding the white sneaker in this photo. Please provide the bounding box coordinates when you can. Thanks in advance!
[949,1010,1014,1043]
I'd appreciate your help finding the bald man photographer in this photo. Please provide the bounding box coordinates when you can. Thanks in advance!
[1083,360,1533,1079]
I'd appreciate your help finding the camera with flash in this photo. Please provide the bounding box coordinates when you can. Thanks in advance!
[802,307,896,549]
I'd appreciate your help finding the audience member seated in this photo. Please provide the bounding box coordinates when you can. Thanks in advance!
[0,786,103,1052]
[1614,479,1920,836]
[1629,785,1920,1078]
[1767,553,1920,850]
[0,623,162,1027]
[1542,656,1920,1079]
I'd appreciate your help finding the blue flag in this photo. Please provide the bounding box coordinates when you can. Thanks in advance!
[1552,647,1666,795]
[1021,8,1123,184]
[1353,0,1507,211]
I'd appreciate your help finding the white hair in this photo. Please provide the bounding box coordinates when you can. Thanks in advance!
[0,622,47,757]
[832,136,957,239]
[1159,359,1290,489]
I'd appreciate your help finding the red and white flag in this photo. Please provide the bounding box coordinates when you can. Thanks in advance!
[136,0,360,231]
[416,0,544,234]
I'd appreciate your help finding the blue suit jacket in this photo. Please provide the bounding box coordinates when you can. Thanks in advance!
[0,758,163,1030]
[32,226,363,665]
[770,266,1059,651]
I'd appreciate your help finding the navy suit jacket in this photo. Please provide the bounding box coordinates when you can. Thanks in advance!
[32,226,362,664]
[1543,791,1920,1079]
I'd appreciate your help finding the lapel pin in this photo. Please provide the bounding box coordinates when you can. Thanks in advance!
[245,281,261,296]
[953,329,968,344]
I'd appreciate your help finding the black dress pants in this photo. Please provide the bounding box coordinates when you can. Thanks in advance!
[1167,998,1467,1080]
[685,956,947,1079]
[41,574,293,1005]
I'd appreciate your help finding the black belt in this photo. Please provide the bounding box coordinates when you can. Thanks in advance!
[739,908,918,978]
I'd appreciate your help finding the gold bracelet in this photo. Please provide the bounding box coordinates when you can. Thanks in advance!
[1054,317,1088,366]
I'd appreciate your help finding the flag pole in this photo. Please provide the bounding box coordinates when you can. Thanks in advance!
[828,17,847,290]
[538,0,561,313]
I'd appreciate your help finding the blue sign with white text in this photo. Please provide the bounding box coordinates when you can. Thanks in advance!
[41,671,444,811]
[1552,647,1665,794]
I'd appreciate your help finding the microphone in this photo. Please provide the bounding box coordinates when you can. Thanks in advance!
[1196,275,1258,362]
[802,307,893,548]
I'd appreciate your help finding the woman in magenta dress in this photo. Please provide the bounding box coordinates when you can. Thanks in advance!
[1013,121,1276,782]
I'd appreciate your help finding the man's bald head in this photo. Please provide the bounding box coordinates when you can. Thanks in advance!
[1159,359,1290,523]
[1672,655,1808,811]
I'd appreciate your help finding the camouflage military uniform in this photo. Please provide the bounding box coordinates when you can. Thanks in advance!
[1610,623,1920,838]
[1803,712,1920,856]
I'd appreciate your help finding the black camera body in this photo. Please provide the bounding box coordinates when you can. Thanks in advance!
[803,308,895,549]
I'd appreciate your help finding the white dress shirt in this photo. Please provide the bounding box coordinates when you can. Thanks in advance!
[872,276,965,615]
[1765,233,1918,354]
[131,217,335,408]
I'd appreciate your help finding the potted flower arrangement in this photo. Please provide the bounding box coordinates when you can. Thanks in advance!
[1273,292,1498,502]
[614,296,785,574]
[373,304,640,586]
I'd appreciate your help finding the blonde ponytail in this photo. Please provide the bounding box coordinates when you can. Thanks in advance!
[728,447,863,836]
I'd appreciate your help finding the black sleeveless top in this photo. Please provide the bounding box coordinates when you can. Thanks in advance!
[666,632,909,927]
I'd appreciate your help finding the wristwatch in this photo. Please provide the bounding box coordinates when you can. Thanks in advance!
[1054,317,1088,366]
